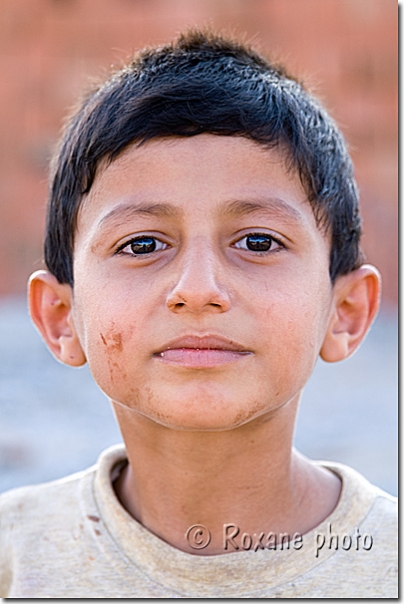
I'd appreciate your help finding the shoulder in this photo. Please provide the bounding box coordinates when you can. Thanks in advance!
[319,460,397,521]
[0,465,89,597]
[306,461,397,597]
[1,464,91,517]
[0,445,127,548]
[0,444,127,597]
[0,463,95,560]
[0,444,126,525]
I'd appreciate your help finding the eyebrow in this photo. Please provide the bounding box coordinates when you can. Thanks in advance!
[222,197,304,224]
[96,196,305,232]
[97,201,182,229]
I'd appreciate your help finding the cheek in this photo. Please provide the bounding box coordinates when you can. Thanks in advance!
[96,329,128,391]
[73,294,144,400]
[259,286,330,384]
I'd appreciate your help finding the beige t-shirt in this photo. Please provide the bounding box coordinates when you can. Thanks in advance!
[0,445,397,598]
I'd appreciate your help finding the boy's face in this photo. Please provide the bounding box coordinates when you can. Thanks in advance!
[71,135,334,431]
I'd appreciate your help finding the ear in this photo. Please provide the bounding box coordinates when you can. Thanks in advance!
[320,265,381,363]
[28,270,86,367]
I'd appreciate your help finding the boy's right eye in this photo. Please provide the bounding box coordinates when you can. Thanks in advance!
[117,236,168,256]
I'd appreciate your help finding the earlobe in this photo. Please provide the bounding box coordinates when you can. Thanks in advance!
[28,270,86,367]
[320,265,381,363]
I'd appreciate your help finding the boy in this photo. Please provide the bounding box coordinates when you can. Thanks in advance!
[0,29,397,598]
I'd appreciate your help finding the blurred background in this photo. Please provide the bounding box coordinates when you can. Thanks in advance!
[0,0,398,495]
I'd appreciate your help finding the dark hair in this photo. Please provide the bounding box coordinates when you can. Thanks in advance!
[45,29,363,286]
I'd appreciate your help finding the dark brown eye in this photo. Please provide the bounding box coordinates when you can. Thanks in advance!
[234,233,283,254]
[118,235,168,256]
[245,234,273,251]
[130,237,156,254]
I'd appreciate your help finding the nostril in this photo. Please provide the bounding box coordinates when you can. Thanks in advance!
[166,284,231,313]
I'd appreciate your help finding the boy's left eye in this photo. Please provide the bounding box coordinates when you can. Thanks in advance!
[233,233,282,253]
[117,236,168,256]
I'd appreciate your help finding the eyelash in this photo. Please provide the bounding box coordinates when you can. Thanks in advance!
[116,233,285,257]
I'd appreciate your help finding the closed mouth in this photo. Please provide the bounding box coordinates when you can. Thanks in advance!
[153,335,253,368]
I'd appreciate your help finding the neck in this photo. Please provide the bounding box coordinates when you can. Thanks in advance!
[112,399,341,555]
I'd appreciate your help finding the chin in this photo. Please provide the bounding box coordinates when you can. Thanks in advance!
[149,415,249,432]
[112,379,283,432]
[140,394,268,432]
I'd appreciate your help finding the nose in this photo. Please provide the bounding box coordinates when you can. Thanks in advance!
[166,241,231,314]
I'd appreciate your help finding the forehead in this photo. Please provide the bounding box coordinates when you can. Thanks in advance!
[78,135,317,232]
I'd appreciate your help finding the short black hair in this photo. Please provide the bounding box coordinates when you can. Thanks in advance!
[45,28,363,286]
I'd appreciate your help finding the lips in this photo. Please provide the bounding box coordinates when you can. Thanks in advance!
[153,335,253,368]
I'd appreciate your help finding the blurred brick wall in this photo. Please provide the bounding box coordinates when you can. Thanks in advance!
[0,0,397,307]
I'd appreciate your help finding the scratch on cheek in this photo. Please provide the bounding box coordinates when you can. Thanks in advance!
[99,326,126,385]
[100,331,123,352]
